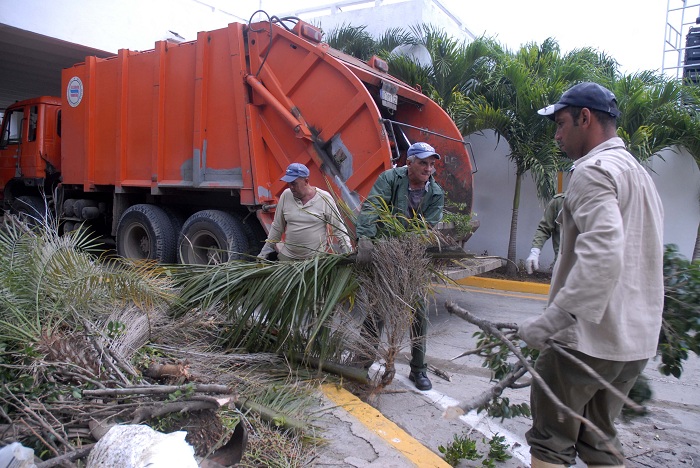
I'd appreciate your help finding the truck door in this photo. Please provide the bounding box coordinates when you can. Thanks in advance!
[0,106,24,197]
[0,105,44,197]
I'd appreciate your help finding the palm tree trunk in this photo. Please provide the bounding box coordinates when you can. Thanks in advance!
[506,172,522,275]
[693,220,700,261]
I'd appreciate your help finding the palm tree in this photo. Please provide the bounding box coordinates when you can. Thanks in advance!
[453,39,615,273]
[606,73,700,261]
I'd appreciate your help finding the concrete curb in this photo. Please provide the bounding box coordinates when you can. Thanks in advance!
[321,384,451,467]
[456,276,550,295]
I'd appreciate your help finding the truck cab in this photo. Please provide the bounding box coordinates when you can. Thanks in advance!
[0,97,62,212]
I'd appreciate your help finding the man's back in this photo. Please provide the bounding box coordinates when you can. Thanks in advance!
[549,137,664,361]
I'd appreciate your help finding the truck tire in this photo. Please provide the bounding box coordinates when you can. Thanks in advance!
[116,204,177,263]
[178,210,249,265]
[11,195,47,226]
[237,213,266,258]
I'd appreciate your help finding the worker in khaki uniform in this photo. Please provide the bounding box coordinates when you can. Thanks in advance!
[519,82,664,468]
[525,192,565,274]
[258,163,351,260]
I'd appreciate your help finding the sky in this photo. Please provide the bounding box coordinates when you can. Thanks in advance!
[250,0,683,76]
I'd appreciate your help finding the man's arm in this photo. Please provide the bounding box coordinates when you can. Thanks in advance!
[531,199,559,249]
[258,190,289,257]
[526,195,561,273]
[321,194,353,253]
[356,171,393,239]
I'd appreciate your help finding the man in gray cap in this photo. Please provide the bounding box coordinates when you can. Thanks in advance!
[258,162,351,260]
[519,82,664,467]
[355,141,445,391]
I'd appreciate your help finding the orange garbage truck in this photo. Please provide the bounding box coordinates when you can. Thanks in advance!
[0,16,474,264]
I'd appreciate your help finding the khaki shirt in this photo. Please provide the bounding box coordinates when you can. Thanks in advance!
[549,137,664,361]
[261,188,351,260]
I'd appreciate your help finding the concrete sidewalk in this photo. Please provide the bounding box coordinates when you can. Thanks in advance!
[312,277,544,468]
[310,277,700,467]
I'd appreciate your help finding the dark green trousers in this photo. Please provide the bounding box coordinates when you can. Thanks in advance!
[361,299,428,374]
[526,346,647,466]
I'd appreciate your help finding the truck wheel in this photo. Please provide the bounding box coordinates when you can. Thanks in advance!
[11,195,47,226]
[116,204,177,263]
[237,213,267,258]
[178,210,249,265]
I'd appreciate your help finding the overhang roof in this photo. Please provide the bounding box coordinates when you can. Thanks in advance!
[0,23,113,111]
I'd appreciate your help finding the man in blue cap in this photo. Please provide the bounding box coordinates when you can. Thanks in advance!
[258,162,351,260]
[519,82,664,468]
[355,141,445,391]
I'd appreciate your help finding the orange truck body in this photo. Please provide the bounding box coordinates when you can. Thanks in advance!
[0,18,473,264]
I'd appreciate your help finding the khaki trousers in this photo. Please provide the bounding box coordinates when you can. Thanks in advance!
[526,347,646,466]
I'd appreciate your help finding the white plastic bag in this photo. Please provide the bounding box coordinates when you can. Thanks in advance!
[86,424,197,468]
[0,442,36,468]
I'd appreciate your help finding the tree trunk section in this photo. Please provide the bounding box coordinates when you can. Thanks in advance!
[694,220,700,261]
[506,172,522,275]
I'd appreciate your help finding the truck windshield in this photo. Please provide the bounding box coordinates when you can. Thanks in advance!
[0,109,22,147]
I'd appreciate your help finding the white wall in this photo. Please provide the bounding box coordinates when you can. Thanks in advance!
[288,0,474,42]
[465,131,700,267]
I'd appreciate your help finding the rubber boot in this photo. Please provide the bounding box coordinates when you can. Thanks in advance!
[530,457,565,468]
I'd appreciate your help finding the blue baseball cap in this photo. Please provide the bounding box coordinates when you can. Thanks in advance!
[407,142,441,160]
[280,163,310,182]
[538,82,620,119]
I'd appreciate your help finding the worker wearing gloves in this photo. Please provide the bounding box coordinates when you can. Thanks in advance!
[258,163,351,260]
[525,193,565,274]
[355,142,444,391]
[519,82,664,468]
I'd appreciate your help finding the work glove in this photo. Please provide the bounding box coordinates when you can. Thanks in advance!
[518,305,576,350]
[525,247,540,274]
[356,237,374,267]
[257,243,276,261]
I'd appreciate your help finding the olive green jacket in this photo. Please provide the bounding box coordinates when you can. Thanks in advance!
[532,193,565,260]
[356,166,444,239]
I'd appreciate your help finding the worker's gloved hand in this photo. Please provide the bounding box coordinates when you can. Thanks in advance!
[356,237,374,267]
[257,243,276,261]
[518,306,576,350]
[525,247,541,274]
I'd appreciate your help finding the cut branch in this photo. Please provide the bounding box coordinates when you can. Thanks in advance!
[448,364,527,414]
[83,383,230,397]
[445,301,623,460]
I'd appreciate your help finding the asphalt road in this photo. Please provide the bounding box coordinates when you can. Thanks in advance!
[316,283,700,467]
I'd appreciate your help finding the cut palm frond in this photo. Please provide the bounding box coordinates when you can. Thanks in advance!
[0,215,175,349]
[172,254,357,360]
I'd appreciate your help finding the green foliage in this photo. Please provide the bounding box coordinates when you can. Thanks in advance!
[622,374,652,418]
[439,433,480,466]
[658,245,700,378]
[439,433,513,467]
[487,433,512,462]
[106,320,126,339]
[480,396,531,421]
[443,201,475,239]
[0,215,174,349]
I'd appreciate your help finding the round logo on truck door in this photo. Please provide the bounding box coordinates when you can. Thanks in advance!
[67,77,84,107]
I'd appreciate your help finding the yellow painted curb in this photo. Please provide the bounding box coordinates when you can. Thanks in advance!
[321,384,451,468]
[456,276,550,295]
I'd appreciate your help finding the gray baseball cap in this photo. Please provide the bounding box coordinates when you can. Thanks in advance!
[538,82,621,119]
